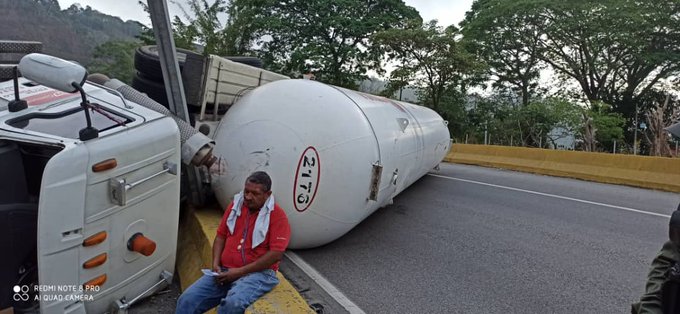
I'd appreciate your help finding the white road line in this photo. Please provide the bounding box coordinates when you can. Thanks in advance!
[284,251,366,314]
[428,174,671,219]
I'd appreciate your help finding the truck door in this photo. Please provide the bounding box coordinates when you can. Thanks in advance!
[36,117,181,314]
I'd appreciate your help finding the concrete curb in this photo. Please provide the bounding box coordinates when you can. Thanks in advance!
[445,144,680,193]
[176,205,314,314]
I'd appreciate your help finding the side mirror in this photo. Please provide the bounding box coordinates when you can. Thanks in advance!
[18,53,87,93]
[18,53,98,141]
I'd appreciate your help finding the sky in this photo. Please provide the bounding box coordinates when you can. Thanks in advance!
[55,0,474,28]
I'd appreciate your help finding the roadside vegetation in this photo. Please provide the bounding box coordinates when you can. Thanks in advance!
[88,0,680,156]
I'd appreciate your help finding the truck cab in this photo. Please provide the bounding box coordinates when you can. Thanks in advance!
[0,68,181,313]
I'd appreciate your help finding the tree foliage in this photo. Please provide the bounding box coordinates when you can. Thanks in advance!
[461,0,544,106]
[580,102,625,152]
[642,95,677,156]
[171,0,227,54]
[459,0,680,153]
[87,40,138,84]
[129,0,674,155]
[221,0,263,55]
[375,20,483,111]
[379,67,412,100]
[462,0,680,122]
[535,0,680,121]
[137,0,236,54]
[461,96,623,151]
[254,0,420,88]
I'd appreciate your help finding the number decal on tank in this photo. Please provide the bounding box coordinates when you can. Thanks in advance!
[294,147,320,212]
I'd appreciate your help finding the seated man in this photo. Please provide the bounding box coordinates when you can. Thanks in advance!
[176,171,291,314]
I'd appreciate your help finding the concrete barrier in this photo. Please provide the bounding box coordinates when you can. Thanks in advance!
[445,144,680,193]
[176,205,314,314]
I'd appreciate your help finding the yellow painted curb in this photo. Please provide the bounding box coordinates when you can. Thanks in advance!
[444,144,680,193]
[176,205,314,314]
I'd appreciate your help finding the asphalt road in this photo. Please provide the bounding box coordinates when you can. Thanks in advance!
[292,163,680,314]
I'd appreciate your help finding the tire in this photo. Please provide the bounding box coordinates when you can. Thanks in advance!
[223,56,263,68]
[134,46,201,81]
[0,53,27,64]
[182,53,206,107]
[131,72,169,108]
[0,64,18,82]
[0,41,42,54]
[131,72,197,126]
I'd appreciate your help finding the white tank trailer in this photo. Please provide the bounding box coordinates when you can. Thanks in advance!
[212,80,451,249]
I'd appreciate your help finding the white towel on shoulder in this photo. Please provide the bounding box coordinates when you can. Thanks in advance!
[226,191,276,249]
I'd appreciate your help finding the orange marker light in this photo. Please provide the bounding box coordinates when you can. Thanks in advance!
[83,231,107,247]
[83,253,107,269]
[127,233,156,256]
[92,159,117,172]
[83,274,107,289]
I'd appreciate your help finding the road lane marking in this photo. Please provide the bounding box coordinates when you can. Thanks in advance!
[428,174,671,219]
[284,251,366,314]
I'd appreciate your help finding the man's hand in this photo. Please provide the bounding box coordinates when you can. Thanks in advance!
[212,235,226,274]
[212,262,222,274]
[215,268,244,285]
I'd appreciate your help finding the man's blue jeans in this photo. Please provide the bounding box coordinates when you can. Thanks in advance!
[175,269,279,314]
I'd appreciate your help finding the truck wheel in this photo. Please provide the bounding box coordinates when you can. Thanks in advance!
[134,46,200,81]
[0,53,29,64]
[131,72,169,108]
[0,64,17,82]
[0,41,42,54]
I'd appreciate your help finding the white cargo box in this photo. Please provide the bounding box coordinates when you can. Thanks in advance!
[196,55,289,122]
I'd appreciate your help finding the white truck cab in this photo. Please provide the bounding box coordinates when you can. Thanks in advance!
[0,57,181,313]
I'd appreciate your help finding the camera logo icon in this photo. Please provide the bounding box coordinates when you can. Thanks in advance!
[13,285,29,301]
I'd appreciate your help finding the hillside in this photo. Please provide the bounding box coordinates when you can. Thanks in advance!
[0,0,143,64]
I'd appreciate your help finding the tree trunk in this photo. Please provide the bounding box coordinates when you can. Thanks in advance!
[521,79,529,106]
[644,95,673,157]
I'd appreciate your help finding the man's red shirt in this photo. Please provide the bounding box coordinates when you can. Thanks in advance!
[216,201,291,271]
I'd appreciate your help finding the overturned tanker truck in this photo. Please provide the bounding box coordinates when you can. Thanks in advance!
[0,47,449,313]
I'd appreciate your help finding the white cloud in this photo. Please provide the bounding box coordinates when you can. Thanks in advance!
[403,0,473,28]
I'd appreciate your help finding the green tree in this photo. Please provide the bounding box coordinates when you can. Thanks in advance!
[534,0,680,120]
[379,67,412,101]
[541,99,582,149]
[255,0,420,88]
[461,0,680,133]
[580,102,625,152]
[515,99,577,148]
[136,0,228,53]
[87,40,138,84]
[172,0,227,54]
[374,20,483,111]
[460,0,544,106]
[136,1,155,45]
[465,96,507,145]
[466,96,582,148]
[221,0,262,55]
